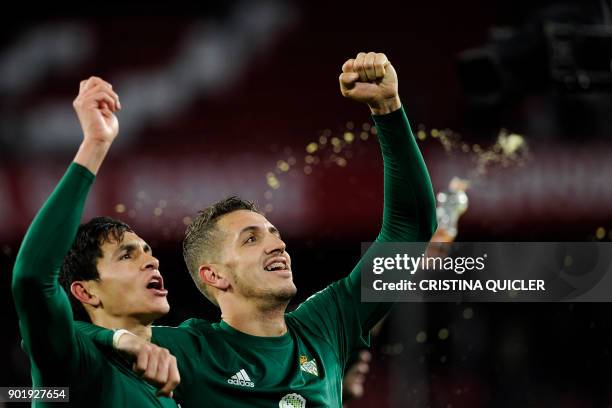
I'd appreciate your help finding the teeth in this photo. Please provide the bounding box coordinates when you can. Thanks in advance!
[265,262,286,271]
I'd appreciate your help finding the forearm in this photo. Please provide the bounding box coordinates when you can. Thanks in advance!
[75,324,141,360]
[75,321,115,349]
[12,163,95,367]
[372,105,437,242]
[336,53,436,348]
[74,139,112,175]
[342,106,437,329]
[76,322,161,359]
[75,321,182,396]
[13,138,109,289]
[12,163,94,287]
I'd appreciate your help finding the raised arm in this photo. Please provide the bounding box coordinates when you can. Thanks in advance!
[343,52,436,332]
[11,77,120,377]
[340,51,437,243]
[289,52,436,363]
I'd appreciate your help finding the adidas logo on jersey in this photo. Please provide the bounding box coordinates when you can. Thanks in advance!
[227,369,255,387]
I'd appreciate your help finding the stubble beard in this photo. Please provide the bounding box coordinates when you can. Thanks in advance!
[231,266,297,306]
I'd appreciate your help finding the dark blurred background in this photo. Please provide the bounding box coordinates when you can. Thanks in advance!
[2,1,612,406]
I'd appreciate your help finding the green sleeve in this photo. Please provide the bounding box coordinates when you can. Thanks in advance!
[346,105,437,325]
[288,106,437,364]
[75,321,197,401]
[74,321,115,349]
[11,163,96,377]
[372,105,437,243]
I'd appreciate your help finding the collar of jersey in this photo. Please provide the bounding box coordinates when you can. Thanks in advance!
[218,320,292,348]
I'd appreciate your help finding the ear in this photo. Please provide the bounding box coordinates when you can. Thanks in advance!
[70,281,101,307]
[199,264,230,291]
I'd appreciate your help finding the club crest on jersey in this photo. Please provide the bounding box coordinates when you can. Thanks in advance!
[299,355,318,377]
[279,393,306,408]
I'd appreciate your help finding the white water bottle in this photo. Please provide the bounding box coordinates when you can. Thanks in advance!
[436,177,469,238]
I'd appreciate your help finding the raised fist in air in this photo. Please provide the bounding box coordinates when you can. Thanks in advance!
[73,76,121,144]
[339,52,400,115]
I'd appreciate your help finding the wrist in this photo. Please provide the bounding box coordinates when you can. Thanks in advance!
[113,329,134,350]
[81,137,113,151]
[368,95,401,115]
[73,139,112,175]
[113,329,145,358]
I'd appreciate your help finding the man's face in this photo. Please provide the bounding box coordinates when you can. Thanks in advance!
[89,231,169,321]
[215,210,296,304]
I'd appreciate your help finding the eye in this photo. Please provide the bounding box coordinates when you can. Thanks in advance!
[119,252,131,260]
[245,235,257,244]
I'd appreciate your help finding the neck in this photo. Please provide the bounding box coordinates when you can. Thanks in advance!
[90,314,153,341]
[221,297,288,337]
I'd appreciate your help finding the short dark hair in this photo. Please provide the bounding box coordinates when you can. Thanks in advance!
[59,216,132,321]
[183,196,259,306]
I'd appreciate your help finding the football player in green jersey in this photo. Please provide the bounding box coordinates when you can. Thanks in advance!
[82,51,437,407]
[12,77,180,407]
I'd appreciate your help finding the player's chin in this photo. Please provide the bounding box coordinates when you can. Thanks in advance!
[147,297,171,317]
[134,306,170,323]
[278,282,297,300]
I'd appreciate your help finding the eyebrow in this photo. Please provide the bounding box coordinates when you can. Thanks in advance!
[113,242,151,257]
[239,225,280,237]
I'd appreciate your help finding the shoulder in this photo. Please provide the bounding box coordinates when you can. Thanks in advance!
[289,279,349,316]
[152,318,218,357]
[152,318,215,340]
[177,317,215,332]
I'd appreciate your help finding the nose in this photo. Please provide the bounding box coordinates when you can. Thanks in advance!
[142,253,160,271]
[265,234,286,255]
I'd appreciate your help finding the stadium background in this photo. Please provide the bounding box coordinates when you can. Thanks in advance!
[2,1,612,406]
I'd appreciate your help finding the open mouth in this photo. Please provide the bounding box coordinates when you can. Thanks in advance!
[146,275,168,296]
[264,258,290,273]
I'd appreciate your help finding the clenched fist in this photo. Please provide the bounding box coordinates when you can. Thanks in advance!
[339,52,401,115]
[72,76,121,145]
[116,332,181,397]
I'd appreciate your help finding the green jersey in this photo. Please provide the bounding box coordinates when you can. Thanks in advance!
[11,163,177,408]
[79,106,437,407]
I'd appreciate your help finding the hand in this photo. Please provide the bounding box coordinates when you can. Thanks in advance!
[116,333,180,397]
[342,350,371,401]
[339,52,401,115]
[72,76,121,146]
